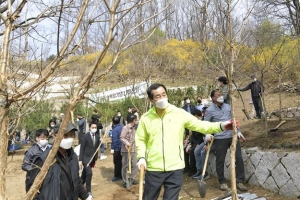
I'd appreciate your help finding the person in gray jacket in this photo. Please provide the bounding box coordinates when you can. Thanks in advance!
[204,89,247,192]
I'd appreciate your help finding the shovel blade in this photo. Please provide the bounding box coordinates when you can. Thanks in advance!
[126,178,132,190]
[197,179,206,198]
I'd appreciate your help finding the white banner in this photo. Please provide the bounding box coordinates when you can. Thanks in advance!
[89,81,149,102]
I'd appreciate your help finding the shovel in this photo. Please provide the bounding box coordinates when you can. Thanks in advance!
[126,145,132,190]
[197,136,214,198]
[138,164,145,200]
[270,120,286,132]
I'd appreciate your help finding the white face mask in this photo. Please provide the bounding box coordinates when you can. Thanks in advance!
[252,78,257,82]
[60,138,74,149]
[39,139,48,147]
[90,128,97,133]
[216,96,224,103]
[186,99,190,104]
[155,98,169,109]
[50,124,55,128]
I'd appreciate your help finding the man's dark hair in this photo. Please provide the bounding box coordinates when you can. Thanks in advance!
[35,129,49,138]
[112,116,120,124]
[218,76,228,84]
[89,121,97,127]
[147,83,167,100]
[127,114,137,123]
[191,109,202,117]
[184,97,190,101]
[210,89,220,98]
[77,113,83,116]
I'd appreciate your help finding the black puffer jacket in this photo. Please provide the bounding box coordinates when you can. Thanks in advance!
[31,148,88,200]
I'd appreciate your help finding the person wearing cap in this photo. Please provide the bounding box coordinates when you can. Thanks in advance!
[135,83,239,200]
[237,74,265,119]
[29,123,92,200]
[22,129,51,192]
[217,76,230,104]
[79,121,100,196]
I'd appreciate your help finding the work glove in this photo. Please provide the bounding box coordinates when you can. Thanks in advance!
[79,161,83,168]
[237,131,246,142]
[86,194,93,200]
[137,158,147,170]
[221,120,239,131]
[186,144,192,153]
[111,149,114,154]
[205,134,213,142]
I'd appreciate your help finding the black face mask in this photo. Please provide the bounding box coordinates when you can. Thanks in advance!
[197,100,202,104]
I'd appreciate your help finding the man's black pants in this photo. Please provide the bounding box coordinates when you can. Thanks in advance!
[252,96,263,118]
[81,164,93,193]
[214,138,245,184]
[113,151,122,178]
[143,169,183,200]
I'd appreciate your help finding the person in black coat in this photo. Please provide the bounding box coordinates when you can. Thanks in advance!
[22,129,51,192]
[238,74,265,119]
[79,121,101,196]
[29,123,91,200]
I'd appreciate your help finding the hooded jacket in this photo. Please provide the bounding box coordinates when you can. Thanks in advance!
[135,104,222,172]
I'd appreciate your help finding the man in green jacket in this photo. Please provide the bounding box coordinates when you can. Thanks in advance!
[135,83,237,200]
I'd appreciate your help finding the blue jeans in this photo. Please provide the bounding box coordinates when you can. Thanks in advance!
[194,142,216,173]
[100,143,105,154]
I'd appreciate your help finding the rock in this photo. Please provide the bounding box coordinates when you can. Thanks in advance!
[261,152,278,170]
[244,161,255,182]
[242,149,248,162]
[279,179,300,197]
[263,176,279,193]
[245,147,259,154]
[255,160,269,185]
[281,152,300,174]
[286,111,294,118]
[250,150,264,167]
[248,174,260,186]
[272,163,290,188]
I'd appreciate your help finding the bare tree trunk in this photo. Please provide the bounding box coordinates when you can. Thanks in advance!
[278,73,282,121]
[0,107,9,199]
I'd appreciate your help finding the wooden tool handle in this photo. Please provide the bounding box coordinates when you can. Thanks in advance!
[201,137,214,179]
[139,165,145,200]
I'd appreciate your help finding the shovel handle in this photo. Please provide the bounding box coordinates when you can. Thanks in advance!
[139,165,145,200]
[127,146,132,174]
[201,137,214,179]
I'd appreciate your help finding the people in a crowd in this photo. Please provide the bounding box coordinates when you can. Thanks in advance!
[184,109,205,177]
[117,110,126,126]
[76,113,86,144]
[48,119,57,145]
[195,96,204,111]
[204,89,247,191]
[110,116,123,182]
[182,96,196,174]
[22,129,51,192]
[79,122,101,197]
[135,83,237,200]
[120,114,139,188]
[30,123,92,200]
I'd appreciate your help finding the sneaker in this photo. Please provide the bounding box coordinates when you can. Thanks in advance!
[188,171,197,177]
[237,182,248,191]
[220,183,229,191]
[132,179,138,185]
[196,173,210,181]
[110,176,121,182]
[100,155,107,160]
[88,192,93,197]
[192,171,202,178]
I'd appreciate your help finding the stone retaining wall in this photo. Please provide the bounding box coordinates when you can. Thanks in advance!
[206,147,300,198]
[269,107,300,118]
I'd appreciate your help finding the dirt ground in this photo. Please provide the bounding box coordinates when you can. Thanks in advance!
[6,91,300,200]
